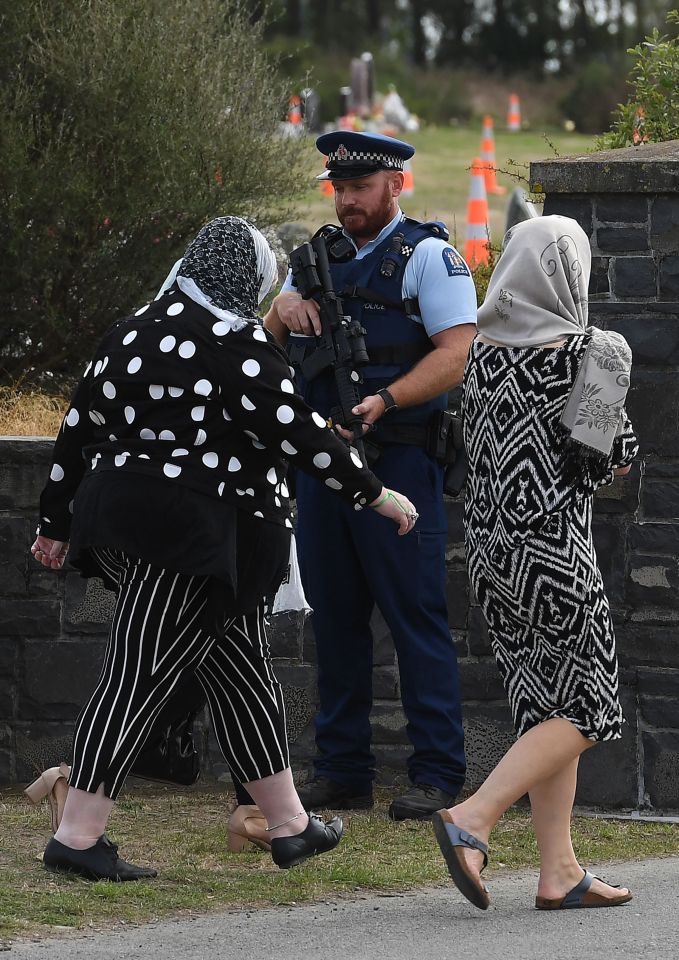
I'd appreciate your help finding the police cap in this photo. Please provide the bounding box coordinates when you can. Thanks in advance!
[316,130,415,181]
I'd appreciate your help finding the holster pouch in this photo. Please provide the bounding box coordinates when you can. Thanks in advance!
[426,409,468,498]
[426,409,461,465]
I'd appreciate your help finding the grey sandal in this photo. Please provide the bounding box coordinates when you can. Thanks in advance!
[535,870,633,910]
[432,810,490,910]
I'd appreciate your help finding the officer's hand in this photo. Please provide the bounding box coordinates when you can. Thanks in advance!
[31,535,69,570]
[274,291,322,336]
[334,394,386,440]
[369,488,418,536]
[353,394,387,425]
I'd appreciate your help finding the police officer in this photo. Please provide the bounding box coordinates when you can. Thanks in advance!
[265,131,476,820]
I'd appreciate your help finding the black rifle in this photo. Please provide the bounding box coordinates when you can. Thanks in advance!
[290,236,369,465]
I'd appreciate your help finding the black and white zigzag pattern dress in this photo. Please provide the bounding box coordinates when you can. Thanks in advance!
[463,337,638,742]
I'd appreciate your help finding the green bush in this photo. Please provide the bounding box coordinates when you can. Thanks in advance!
[0,0,309,385]
[559,57,629,134]
[599,9,679,148]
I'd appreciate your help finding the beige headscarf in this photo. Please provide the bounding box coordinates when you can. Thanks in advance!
[477,215,632,457]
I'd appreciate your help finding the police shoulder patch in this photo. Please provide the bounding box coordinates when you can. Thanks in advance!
[442,247,470,277]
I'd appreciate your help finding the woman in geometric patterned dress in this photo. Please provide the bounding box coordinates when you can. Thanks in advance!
[432,216,638,911]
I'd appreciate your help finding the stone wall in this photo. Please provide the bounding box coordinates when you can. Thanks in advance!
[2,142,678,809]
[531,140,679,809]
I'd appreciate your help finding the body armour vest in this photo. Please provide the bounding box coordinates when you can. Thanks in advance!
[289,217,449,444]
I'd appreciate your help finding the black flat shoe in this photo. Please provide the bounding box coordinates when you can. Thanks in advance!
[43,835,158,881]
[270,813,344,869]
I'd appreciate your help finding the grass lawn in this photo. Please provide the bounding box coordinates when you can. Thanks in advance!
[293,124,597,248]
[1,783,677,943]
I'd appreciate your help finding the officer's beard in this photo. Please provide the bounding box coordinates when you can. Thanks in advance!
[337,180,396,242]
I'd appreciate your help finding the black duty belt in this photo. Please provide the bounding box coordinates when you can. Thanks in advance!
[374,423,429,446]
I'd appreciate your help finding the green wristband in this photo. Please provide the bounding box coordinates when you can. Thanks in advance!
[370,491,390,509]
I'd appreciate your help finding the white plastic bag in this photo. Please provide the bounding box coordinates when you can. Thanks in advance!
[272,534,311,615]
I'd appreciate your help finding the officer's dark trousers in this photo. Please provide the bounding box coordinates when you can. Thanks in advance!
[296,444,466,795]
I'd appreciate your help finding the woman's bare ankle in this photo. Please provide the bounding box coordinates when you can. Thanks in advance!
[446,800,491,845]
[266,811,309,840]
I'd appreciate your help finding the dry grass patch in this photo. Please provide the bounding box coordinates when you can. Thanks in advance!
[0,385,66,437]
[1,783,677,943]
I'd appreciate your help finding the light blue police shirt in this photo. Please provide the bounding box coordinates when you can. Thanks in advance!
[280,209,477,337]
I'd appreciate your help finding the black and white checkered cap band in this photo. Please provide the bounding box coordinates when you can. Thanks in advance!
[328,148,404,170]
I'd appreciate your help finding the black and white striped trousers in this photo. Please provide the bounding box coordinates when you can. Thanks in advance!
[69,548,289,799]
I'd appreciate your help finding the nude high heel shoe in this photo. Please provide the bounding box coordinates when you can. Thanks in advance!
[24,763,71,833]
[227,804,271,853]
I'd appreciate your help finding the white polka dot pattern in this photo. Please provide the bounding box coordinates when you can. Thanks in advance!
[194,379,212,396]
[178,341,196,359]
[39,290,380,543]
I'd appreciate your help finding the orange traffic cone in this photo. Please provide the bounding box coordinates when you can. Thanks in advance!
[319,157,334,197]
[507,94,521,132]
[480,116,506,196]
[287,95,302,125]
[464,157,491,268]
[402,159,414,197]
[632,106,648,144]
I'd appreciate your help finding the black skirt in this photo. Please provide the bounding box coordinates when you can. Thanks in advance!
[68,471,290,620]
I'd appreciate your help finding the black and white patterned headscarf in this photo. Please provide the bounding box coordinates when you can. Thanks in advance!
[157,216,278,332]
[477,215,632,458]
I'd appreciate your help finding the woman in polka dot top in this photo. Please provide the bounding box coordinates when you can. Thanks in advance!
[30,217,417,882]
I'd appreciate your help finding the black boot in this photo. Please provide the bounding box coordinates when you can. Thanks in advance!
[130,711,201,786]
[271,814,344,869]
[297,776,373,811]
[388,784,459,821]
[43,835,158,881]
